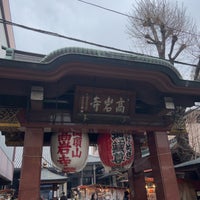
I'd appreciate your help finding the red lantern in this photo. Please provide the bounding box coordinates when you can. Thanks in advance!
[50,129,89,173]
[98,132,134,172]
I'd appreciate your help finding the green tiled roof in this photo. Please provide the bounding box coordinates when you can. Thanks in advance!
[175,157,200,168]
[41,47,182,78]
[41,168,68,182]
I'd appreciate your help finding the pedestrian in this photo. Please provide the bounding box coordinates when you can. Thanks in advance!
[40,196,44,200]
[60,192,67,200]
[90,192,98,200]
[73,191,79,200]
[123,190,130,200]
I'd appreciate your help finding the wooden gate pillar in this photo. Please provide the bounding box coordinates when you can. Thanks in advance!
[128,135,148,200]
[18,127,44,200]
[147,131,180,200]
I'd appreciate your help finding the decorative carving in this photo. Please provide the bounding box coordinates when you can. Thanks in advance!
[0,107,20,132]
[170,107,186,134]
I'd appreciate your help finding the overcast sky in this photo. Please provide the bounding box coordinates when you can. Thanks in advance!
[9,0,200,56]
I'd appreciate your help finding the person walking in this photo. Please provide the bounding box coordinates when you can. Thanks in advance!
[123,190,130,200]
[90,192,98,200]
[60,192,67,200]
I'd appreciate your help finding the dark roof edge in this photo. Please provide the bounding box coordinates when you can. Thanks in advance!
[41,47,182,78]
[175,157,200,169]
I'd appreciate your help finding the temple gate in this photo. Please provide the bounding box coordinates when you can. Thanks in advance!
[1,47,200,200]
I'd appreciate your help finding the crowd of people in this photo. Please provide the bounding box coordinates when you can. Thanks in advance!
[0,189,130,200]
[89,190,130,200]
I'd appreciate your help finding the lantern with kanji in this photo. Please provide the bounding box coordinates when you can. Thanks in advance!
[50,129,89,173]
[97,132,134,172]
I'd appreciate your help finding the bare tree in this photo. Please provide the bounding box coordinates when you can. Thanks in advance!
[127,0,197,64]
[127,0,200,163]
[191,33,200,80]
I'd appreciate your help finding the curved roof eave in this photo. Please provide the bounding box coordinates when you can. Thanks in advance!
[41,46,182,78]
[0,47,200,94]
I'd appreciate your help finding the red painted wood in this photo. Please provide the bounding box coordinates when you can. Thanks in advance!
[147,131,180,200]
[18,128,44,200]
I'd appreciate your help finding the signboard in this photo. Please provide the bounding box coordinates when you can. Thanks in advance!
[73,86,135,122]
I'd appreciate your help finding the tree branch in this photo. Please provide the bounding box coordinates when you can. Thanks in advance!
[168,35,178,63]
[194,57,200,80]
[170,43,187,64]
[148,20,163,57]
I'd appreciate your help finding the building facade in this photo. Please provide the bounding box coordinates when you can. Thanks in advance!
[0,0,16,189]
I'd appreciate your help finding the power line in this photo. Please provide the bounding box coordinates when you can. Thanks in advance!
[0,18,138,55]
[77,0,136,19]
[76,0,200,38]
[0,18,198,68]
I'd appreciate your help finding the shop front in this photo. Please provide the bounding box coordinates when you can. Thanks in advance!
[72,184,127,200]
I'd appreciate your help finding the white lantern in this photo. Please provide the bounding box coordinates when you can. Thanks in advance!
[50,129,89,173]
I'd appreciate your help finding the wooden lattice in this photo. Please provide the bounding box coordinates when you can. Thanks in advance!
[0,107,20,132]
